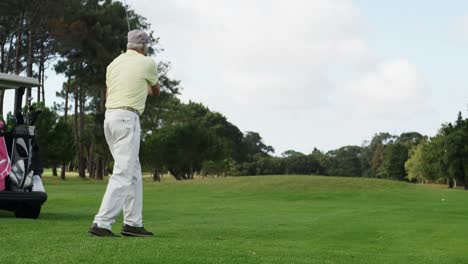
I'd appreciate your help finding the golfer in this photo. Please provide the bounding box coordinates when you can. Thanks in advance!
[89,30,160,237]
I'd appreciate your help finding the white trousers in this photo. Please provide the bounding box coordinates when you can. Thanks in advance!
[93,109,143,230]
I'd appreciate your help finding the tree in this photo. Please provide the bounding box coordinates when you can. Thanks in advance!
[441,113,468,188]
[201,111,244,162]
[370,144,385,176]
[49,119,75,180]
[422,135,447,182]
[405,141,428,183]
[378,143,408,180]
[281,151,319,175]
[141,130,164,181]
[52,0,157,179]
[364,132,397,177]
[142,99,248,180]
[0,0,63,112]
[310,148,331,176]
[253,155,285,176]
[149,122,218,180]
[398,132,424,147]
[140,64,182,136]
[327,146,363,177]
[241,132,274,161]
[34,106,58,175]
[423,112,468,189]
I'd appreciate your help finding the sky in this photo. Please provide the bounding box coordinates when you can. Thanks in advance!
[7,0,467,155]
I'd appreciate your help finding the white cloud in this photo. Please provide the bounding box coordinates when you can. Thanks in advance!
[130,0,432,153]
[135,0,375,110]
[338,59,430,118]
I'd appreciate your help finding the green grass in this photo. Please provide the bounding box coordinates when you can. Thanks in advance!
[1,175,468,264]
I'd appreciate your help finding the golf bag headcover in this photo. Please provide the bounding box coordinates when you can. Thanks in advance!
[7,125,35,191]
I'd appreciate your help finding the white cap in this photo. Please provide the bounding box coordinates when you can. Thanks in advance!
[127,30,149,44]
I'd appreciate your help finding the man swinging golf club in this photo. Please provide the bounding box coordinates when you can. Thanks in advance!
[89,30,160,237]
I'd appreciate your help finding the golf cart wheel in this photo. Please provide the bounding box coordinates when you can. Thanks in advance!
[15,203,42,219]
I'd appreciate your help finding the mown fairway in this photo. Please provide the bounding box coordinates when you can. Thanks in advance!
[1,175,468,264]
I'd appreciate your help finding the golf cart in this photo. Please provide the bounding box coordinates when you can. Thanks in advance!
[0,73,47,219]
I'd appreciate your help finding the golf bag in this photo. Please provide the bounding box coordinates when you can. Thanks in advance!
[0,121,10,192]
[7,125,36,191]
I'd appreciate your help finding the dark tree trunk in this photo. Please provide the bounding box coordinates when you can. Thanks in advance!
[449,178,454,189]
[60,163,66,180]
[96,158,104,180]
[152,168,161,182]
[169,169,184,181]
[13,13,24,113]
[37,40,45,103]
[37,56,42,102]
[87,143,94,178]
[74,84,85,178]
[41,64,45,103]
[26,29,33,105]
[5,31,14,73]
[14,13,24,75]
[73,83,79,173]
[189,162,194,180]
[68,162,74,172]
[0,37,5,72]
[78,154,85,178]
[64,76,70,121]
[78,87,86,178]
[0,90,5,116]
[89,160,95,179]
[52,163,58,177]
[0,29,14,115]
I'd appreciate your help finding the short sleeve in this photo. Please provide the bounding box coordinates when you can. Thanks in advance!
[146,59,158,86]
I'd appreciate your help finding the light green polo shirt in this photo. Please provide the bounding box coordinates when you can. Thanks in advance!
[105,50,158,115]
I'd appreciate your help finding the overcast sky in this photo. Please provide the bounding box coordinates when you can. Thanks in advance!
[9,0,467,155]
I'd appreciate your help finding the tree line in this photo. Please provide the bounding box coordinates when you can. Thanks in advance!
[0,0,275,181]
[1,1,466,187]
[238,113,468,191]
[1,0,171,180]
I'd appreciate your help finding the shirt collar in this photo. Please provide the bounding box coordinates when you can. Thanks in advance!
[126,49,140,55]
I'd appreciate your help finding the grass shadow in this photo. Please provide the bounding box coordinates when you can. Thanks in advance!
[0,209,14,218]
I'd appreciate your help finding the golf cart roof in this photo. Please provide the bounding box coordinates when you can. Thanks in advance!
[0,73,41,90]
